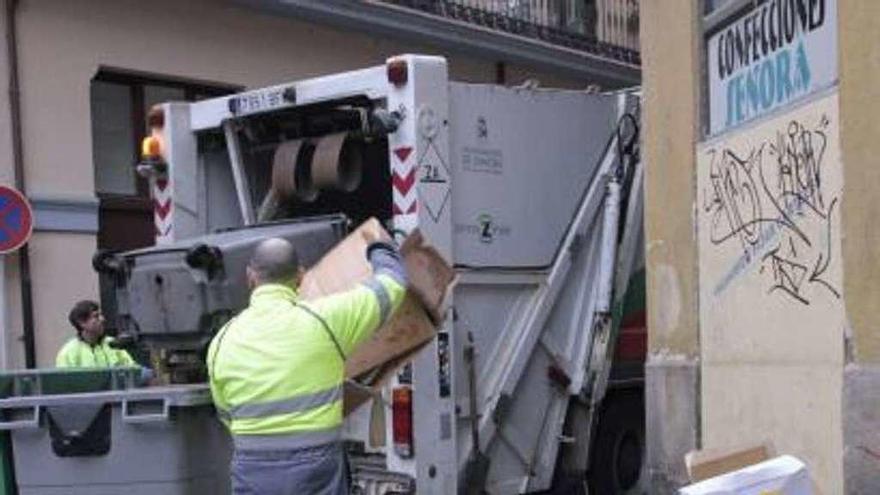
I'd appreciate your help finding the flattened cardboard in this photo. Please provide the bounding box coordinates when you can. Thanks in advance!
[299,218,454,415]
[685,443,773,482]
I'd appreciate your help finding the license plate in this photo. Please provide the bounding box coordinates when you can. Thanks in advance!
[229,88,287,116]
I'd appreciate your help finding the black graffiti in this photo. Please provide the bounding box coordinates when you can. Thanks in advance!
[761,246,809,304]
[772,116,829,211]
[704,113,840,304]
[703,143,807,259]
[759,197,839,305]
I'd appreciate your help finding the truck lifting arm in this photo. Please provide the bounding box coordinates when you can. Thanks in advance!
[459,103,643,492]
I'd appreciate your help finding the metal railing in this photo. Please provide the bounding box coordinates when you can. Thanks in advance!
[377,0,640,65]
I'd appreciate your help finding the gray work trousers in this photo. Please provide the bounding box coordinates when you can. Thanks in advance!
[231,442,348,495]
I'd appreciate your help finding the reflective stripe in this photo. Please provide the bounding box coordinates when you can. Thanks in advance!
[376,267,406,287]
[233,426,341,451]
[361,277,391,325]
[227,384,342,420]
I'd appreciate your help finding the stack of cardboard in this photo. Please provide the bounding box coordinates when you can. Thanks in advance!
[298,218,454,415]
[680,443,816,495]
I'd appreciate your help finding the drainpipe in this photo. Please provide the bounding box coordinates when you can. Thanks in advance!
[6,0,36,368]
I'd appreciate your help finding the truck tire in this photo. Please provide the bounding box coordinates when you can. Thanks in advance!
[587,390,645,494]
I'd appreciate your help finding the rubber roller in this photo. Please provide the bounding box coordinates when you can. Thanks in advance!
[271,139,317,202]
[310,132,363,193]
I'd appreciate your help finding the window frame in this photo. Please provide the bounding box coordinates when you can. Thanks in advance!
[91,69,239,200]
[699,0,758,139]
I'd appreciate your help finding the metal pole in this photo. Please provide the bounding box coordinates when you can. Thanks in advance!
[6,0,35,367]
[223,120,256,225]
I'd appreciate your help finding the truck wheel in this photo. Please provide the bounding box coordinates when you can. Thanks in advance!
[587,390,645,494]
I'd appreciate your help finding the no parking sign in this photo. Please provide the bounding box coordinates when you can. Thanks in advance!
[0,185,33,254]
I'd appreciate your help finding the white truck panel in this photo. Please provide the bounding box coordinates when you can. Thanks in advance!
[449,84,618,267]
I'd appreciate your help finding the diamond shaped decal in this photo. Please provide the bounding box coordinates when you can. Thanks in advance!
[417,140,451,223]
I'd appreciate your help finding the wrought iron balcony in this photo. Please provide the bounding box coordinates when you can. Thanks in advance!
[235,0,640,85]
[378,0,640,65]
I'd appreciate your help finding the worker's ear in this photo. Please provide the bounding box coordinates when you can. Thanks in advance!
[246,266,258,290]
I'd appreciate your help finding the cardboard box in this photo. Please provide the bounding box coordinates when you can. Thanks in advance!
[686,443,774,483]
[680,455,813,495]
[298,218,454,415]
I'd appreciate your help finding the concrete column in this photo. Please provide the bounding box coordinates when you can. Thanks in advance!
[839,1,880,492]
[640,1,701,492]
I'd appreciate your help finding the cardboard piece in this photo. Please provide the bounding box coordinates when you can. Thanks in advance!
[679,455,813,495]
[298,218,454,415]
[685,443,773,483]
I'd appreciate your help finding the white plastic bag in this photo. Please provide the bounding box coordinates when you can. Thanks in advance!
[679,455,812,495]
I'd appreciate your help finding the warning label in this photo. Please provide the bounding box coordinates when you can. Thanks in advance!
[419,140,451,223]
[461,147,503,176]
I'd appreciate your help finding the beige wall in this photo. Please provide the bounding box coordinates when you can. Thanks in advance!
[8,0,588,366]
[696,93,844,494]
[28,233,98,366]
[640,0,700,357]
[2,254,24,370]
[839,0,880,365]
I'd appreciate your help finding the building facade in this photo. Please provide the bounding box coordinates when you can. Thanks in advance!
[642,0,879,493]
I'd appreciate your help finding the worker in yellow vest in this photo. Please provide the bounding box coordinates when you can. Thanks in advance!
[56,300,138,368]
[207,234,407,495]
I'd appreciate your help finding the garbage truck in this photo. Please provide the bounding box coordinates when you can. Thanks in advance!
[0,55,646,494]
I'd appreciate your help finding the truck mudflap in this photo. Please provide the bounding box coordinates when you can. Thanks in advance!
[349,452,415,495]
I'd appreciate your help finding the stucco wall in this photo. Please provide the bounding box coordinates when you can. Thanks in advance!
[640,2,701,489]
[839,1,880,491]
[696,92,844,494]
[641,0,699,358]
[839,0,880,365]
[27,233,97,366]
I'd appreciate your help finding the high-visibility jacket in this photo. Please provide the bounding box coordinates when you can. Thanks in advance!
[207,271,406,451]
[55,336,137,368]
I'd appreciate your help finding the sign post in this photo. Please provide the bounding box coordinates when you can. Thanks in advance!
[0,185,34,369]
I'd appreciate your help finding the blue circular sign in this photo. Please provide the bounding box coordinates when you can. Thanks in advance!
[0,185,33,254]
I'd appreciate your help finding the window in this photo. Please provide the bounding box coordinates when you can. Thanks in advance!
[91,81,138,196]
[90,72,235,199]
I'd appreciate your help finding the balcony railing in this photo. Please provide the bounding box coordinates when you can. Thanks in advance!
[377,0,640,65]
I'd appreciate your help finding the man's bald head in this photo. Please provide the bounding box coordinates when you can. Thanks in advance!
[248,237,300,286]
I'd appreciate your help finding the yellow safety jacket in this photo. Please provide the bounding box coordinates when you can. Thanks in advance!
[207,273,405,451]
[55,337,137,368]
